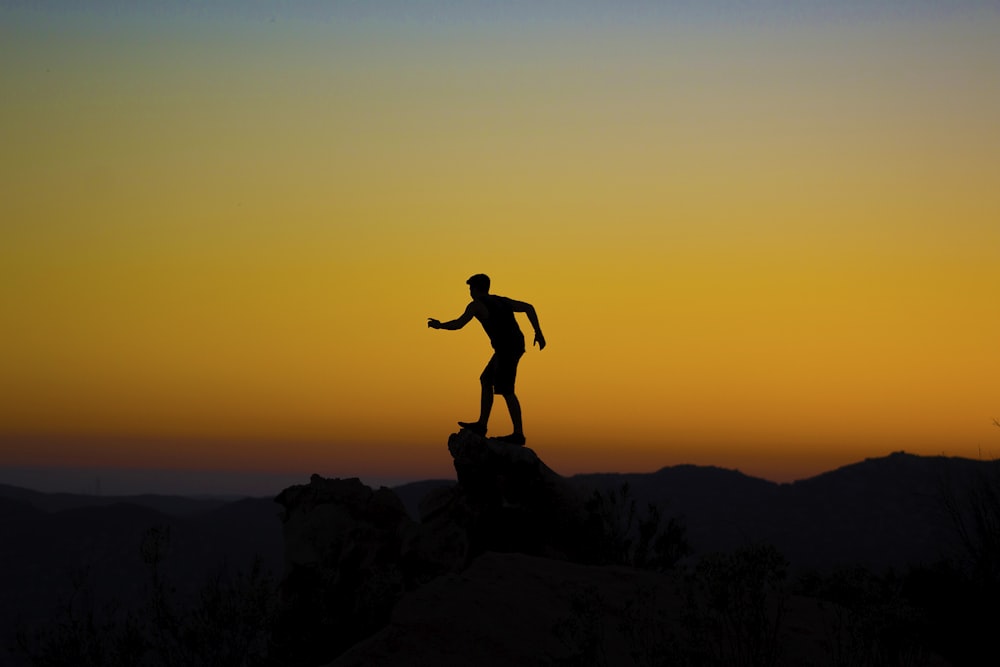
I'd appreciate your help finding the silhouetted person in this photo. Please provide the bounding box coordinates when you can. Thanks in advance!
[428,274,546,445]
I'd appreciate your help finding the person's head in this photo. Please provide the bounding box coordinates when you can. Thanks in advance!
[466,273,490,298]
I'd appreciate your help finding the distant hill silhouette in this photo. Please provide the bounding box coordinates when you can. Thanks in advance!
[572,451,990,570]
[0,482,234,516]
[375,451,998,571]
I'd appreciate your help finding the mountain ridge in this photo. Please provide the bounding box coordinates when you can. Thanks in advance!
[4,449,996,666]
[3,451,992,514]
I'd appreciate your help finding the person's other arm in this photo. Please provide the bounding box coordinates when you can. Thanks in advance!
[508,299,546,350]
[428,301,483,330]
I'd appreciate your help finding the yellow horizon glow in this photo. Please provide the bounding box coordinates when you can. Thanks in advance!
[2,8,999,484]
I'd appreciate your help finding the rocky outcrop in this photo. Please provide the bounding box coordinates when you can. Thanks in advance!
[326,551,848,667]
[437,429,590,560]
[275,475,411,575]
[272,476,417,665]
[272,432,591,665]
[328,552,680,667]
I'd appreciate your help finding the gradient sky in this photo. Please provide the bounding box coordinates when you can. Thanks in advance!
[2,1,999,492]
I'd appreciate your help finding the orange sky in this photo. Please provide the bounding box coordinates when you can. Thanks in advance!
[2,4,999,488]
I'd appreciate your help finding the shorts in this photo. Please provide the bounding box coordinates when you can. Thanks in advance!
[480,349,524,395]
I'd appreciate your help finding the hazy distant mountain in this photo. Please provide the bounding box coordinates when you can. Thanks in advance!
[0,495,41,521]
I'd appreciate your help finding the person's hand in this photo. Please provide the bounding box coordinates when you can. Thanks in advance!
[534,331,546,350]
[427,318,441,329]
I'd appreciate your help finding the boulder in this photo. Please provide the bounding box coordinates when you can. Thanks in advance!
[444,429,589,560]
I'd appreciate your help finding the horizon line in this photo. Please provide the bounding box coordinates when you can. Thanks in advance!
[3,450,995,498]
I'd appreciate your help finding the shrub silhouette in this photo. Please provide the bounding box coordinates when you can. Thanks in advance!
[795,566,934,667]
[555,543,790,667]
[926,434,1000,667]
[941,430,1000,587]
[583,482,691,570]
[16,525,278,667]
[683,543,788,667]
[13,565,146,667]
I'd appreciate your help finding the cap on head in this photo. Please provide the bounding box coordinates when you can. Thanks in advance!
[466,274,490,292]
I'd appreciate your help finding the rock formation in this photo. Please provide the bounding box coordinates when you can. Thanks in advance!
[432,429,590,560]
[325,551,840,667]
[272,476,416,664]
[272,430,590,665]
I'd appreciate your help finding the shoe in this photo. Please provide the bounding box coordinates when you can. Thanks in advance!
[457,421,487,436]
[494,433,526,446]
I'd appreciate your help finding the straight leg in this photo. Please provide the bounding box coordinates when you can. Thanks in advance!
[478,378,494,425]
[502,392,523,436]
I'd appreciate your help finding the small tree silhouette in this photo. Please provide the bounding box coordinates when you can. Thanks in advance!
[683,543,788,667]
[941,421,1000,587]
[582,482,690,571]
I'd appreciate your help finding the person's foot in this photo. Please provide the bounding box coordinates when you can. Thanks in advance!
[494,433,526,446]
[457,421,487,436]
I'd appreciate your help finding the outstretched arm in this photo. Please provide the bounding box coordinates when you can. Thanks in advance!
[428,301,480,330]
[509,299,546,350]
